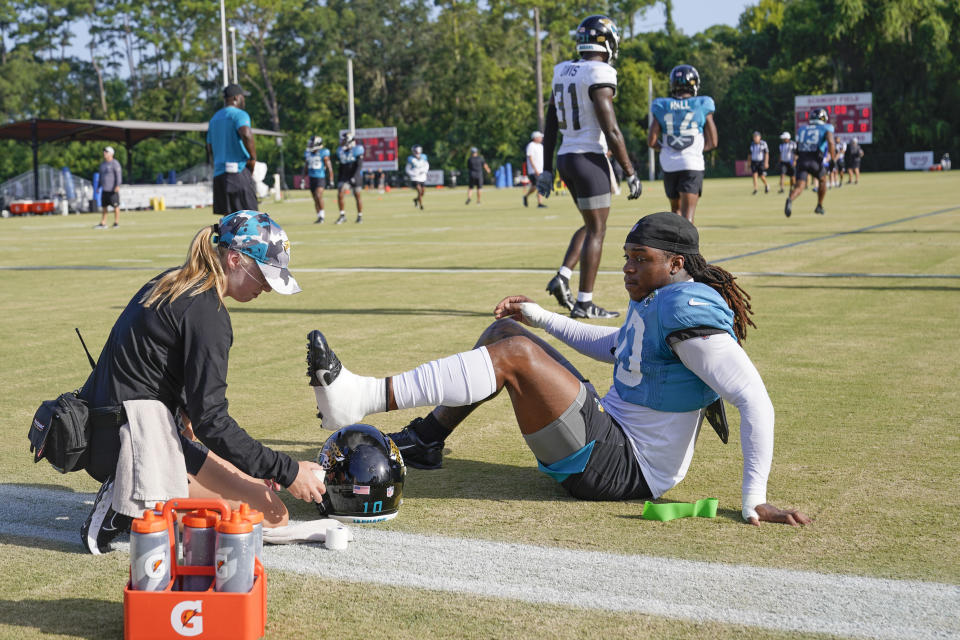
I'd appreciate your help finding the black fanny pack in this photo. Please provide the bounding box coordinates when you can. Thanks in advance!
[29,391,91,473]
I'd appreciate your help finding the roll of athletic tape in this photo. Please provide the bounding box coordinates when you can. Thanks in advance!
[324,524,349,551]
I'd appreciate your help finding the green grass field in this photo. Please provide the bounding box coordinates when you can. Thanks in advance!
[1,171,958,638]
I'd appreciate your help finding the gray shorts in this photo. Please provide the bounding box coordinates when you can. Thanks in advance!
[529,383,652,501]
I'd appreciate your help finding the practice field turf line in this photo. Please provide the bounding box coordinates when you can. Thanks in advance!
[712,204,960,263]
[3,485,957,640]
[2,264,958,280]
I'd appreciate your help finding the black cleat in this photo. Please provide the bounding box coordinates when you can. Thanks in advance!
[814,204,825,215]
[546,275,575,311]
[306,330,342,387]
[571,301,620,319]
[314,215,325,224]
[784,198,792,218]
[80,477,132,555]
[387,420,443,470]
[335,214,346,225]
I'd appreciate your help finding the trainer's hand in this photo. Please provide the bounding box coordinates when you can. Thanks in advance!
[536,170,553,198]
[286,460,326,504]
[626,174,642,200]
[748,503,811,527]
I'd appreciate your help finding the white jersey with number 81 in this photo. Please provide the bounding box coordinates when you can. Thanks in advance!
[551,59,618,156]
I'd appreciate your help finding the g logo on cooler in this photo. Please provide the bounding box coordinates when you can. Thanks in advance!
[170,600,203,637]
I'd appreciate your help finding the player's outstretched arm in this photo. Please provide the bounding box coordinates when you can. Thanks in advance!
[749,503,811,527]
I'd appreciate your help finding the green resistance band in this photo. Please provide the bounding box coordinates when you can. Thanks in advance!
[641,498,718,522]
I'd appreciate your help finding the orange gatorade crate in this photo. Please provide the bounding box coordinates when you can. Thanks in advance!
[123,498,267,640]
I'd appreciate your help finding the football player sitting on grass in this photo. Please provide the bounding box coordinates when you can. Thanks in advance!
[306,212,810,527]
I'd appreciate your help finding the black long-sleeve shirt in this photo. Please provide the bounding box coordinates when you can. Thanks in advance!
[81,274,299,487]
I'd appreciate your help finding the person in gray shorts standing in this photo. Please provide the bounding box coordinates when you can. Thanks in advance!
[95,146,122,229]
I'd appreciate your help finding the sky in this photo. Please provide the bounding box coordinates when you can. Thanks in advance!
[637,0,754,35]
[61,2,755,62]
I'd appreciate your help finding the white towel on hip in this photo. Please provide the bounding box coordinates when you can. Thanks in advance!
[111,399,189,517]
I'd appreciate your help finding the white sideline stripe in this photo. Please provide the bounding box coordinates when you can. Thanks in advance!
[2,264,958,279]
[1,486,958,639]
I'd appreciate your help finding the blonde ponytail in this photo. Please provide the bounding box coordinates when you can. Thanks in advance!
[141,226,229,308]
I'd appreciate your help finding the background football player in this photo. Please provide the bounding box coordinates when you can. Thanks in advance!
[784,108,836,217]
[302,135,334,223]
[405,145,429,210]
[540,14,642,320]
[648,64,717,223]
[336,132,365,224]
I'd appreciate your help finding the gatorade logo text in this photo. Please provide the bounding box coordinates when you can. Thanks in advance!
[215,547,235,581]
[143,552,167,580]
[170,600,203,637]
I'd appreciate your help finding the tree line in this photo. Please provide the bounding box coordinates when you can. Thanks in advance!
[1,0,957,185]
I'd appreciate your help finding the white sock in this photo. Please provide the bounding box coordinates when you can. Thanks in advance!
[339,210,346,216]
[558,266,573,280]
[318,209,325,218]
[391,347,497,410]
[313,367,386,430]
[577,291,592,303]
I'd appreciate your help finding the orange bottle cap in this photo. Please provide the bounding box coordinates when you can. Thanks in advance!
[131,509,168,534]
[183,508,221,529]
[216,511,253,534]
[238,502,264,525]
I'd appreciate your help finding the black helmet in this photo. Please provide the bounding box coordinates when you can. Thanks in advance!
[810,108,829,123]
[575,15,620,63]
[669,64,700,97]
[307,135,323,151]
[316,424,405,524]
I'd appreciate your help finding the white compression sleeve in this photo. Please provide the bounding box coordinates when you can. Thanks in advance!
[391,346,498,410]
[519,302,618,363]
[673,334,774,522]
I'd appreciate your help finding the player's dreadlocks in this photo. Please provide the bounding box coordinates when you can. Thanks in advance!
[679,252,756,342]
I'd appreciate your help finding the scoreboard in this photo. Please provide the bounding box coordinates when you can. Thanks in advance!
[339,126,399,171]
[794,92,873,144]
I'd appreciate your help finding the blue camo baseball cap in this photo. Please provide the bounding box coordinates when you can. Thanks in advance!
[214,210,301,294]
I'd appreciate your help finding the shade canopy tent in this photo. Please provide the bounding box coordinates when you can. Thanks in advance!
[0,118,283,199]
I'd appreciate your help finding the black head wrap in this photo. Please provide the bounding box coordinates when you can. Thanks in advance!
[625,212,699,254]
